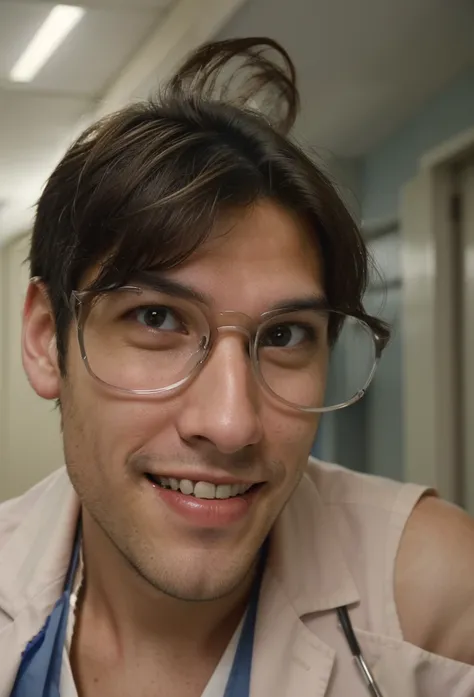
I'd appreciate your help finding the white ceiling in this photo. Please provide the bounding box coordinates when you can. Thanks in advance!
[220,0,474,156]
[0,0,174,245]
[1,0,474,246]
[0,0,247,245]
[0,4,168,96]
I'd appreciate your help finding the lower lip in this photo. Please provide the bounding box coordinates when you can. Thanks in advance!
[146,479,261,528]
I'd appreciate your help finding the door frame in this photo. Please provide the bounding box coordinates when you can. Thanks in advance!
[401,126,474,503]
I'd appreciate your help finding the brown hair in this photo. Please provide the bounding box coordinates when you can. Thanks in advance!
[30,37,388,373]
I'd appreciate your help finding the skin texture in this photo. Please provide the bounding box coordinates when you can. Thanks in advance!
[21,200,474,694]
[396,494,474,665]
[22,201,322,695]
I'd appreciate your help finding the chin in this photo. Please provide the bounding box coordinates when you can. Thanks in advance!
[135,545,257,603]
[147,567,245,602]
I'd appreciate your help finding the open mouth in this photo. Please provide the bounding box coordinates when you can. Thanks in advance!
[145,474,260,501]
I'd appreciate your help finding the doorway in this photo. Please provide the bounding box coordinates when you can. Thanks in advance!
[401,129,474,512]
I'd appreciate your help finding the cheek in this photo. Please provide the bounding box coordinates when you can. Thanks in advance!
[65,337,179,460]
[263,410,320,475]
[62,378,182,481]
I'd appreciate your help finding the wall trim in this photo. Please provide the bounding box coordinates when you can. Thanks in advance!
[420,126,474,170]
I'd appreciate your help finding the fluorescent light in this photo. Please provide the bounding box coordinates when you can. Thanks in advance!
[10,5,85,83]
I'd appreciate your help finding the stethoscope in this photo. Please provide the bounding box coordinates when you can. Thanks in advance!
[337,606,385,697]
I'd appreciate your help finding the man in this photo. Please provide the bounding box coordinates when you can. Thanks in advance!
[1,37,474,697]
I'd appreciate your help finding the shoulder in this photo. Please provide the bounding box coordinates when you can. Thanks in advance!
[396,495,474,664]
[306,457,425,510]
[0,468,67,552]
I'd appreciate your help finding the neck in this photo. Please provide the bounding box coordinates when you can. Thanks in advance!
[76,510,255,660]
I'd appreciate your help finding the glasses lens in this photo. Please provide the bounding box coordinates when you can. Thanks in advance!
[79,287,210,392]
[256,310,376,410]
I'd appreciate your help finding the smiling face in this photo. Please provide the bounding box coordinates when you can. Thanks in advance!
[24,200,324,601]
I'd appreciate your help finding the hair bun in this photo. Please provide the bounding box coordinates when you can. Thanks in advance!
[167,37,299,135]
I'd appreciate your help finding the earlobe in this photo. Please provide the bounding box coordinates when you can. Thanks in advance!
[22,281,61,400]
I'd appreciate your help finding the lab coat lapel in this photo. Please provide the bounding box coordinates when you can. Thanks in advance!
[248,467,362,697]
[250,571,336,697]
[0,469,78,697]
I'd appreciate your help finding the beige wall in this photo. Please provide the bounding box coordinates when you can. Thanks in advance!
[0,234,63,502]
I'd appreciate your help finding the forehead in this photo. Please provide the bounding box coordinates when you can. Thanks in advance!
[165,200,323,313]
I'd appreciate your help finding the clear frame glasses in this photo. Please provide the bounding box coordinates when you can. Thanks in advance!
[70,285,387,413]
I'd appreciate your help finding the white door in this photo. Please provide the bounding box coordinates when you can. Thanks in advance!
[460,162,474,514]
[400,148,474,510]
[400,165,459,501]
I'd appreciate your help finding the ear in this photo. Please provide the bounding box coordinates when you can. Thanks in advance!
[22,281,61,400]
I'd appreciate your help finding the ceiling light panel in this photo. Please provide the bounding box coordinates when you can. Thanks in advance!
[10,4,85,83]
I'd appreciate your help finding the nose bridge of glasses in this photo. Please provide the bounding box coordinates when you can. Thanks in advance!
[215,310,255,339]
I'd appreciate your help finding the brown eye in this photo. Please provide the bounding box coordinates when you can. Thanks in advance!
[260,323,314,348]
[134,306,181,331]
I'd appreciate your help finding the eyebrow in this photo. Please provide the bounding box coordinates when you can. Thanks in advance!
[128,271,328,314]
[128,271,212,305]
[270,295,329,313]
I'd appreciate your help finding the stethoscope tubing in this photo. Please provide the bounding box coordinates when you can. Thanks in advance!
[337,607,385,697]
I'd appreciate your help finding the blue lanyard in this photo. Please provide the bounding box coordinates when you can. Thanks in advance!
[9,525,267,697]
[10,523,82,697]
[223,540,267,697]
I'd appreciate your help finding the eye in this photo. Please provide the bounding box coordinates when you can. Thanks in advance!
[134,306,182,331]
[260,323,314,349]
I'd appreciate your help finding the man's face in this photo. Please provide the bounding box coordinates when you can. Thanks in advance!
[28,201,324,601]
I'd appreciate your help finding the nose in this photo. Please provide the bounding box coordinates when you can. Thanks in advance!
[176,334,263,455]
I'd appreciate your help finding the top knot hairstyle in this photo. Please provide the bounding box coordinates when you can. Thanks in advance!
[30,37,388,373]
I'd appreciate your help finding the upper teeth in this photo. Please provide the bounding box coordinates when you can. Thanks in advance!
[156,477,253,500]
